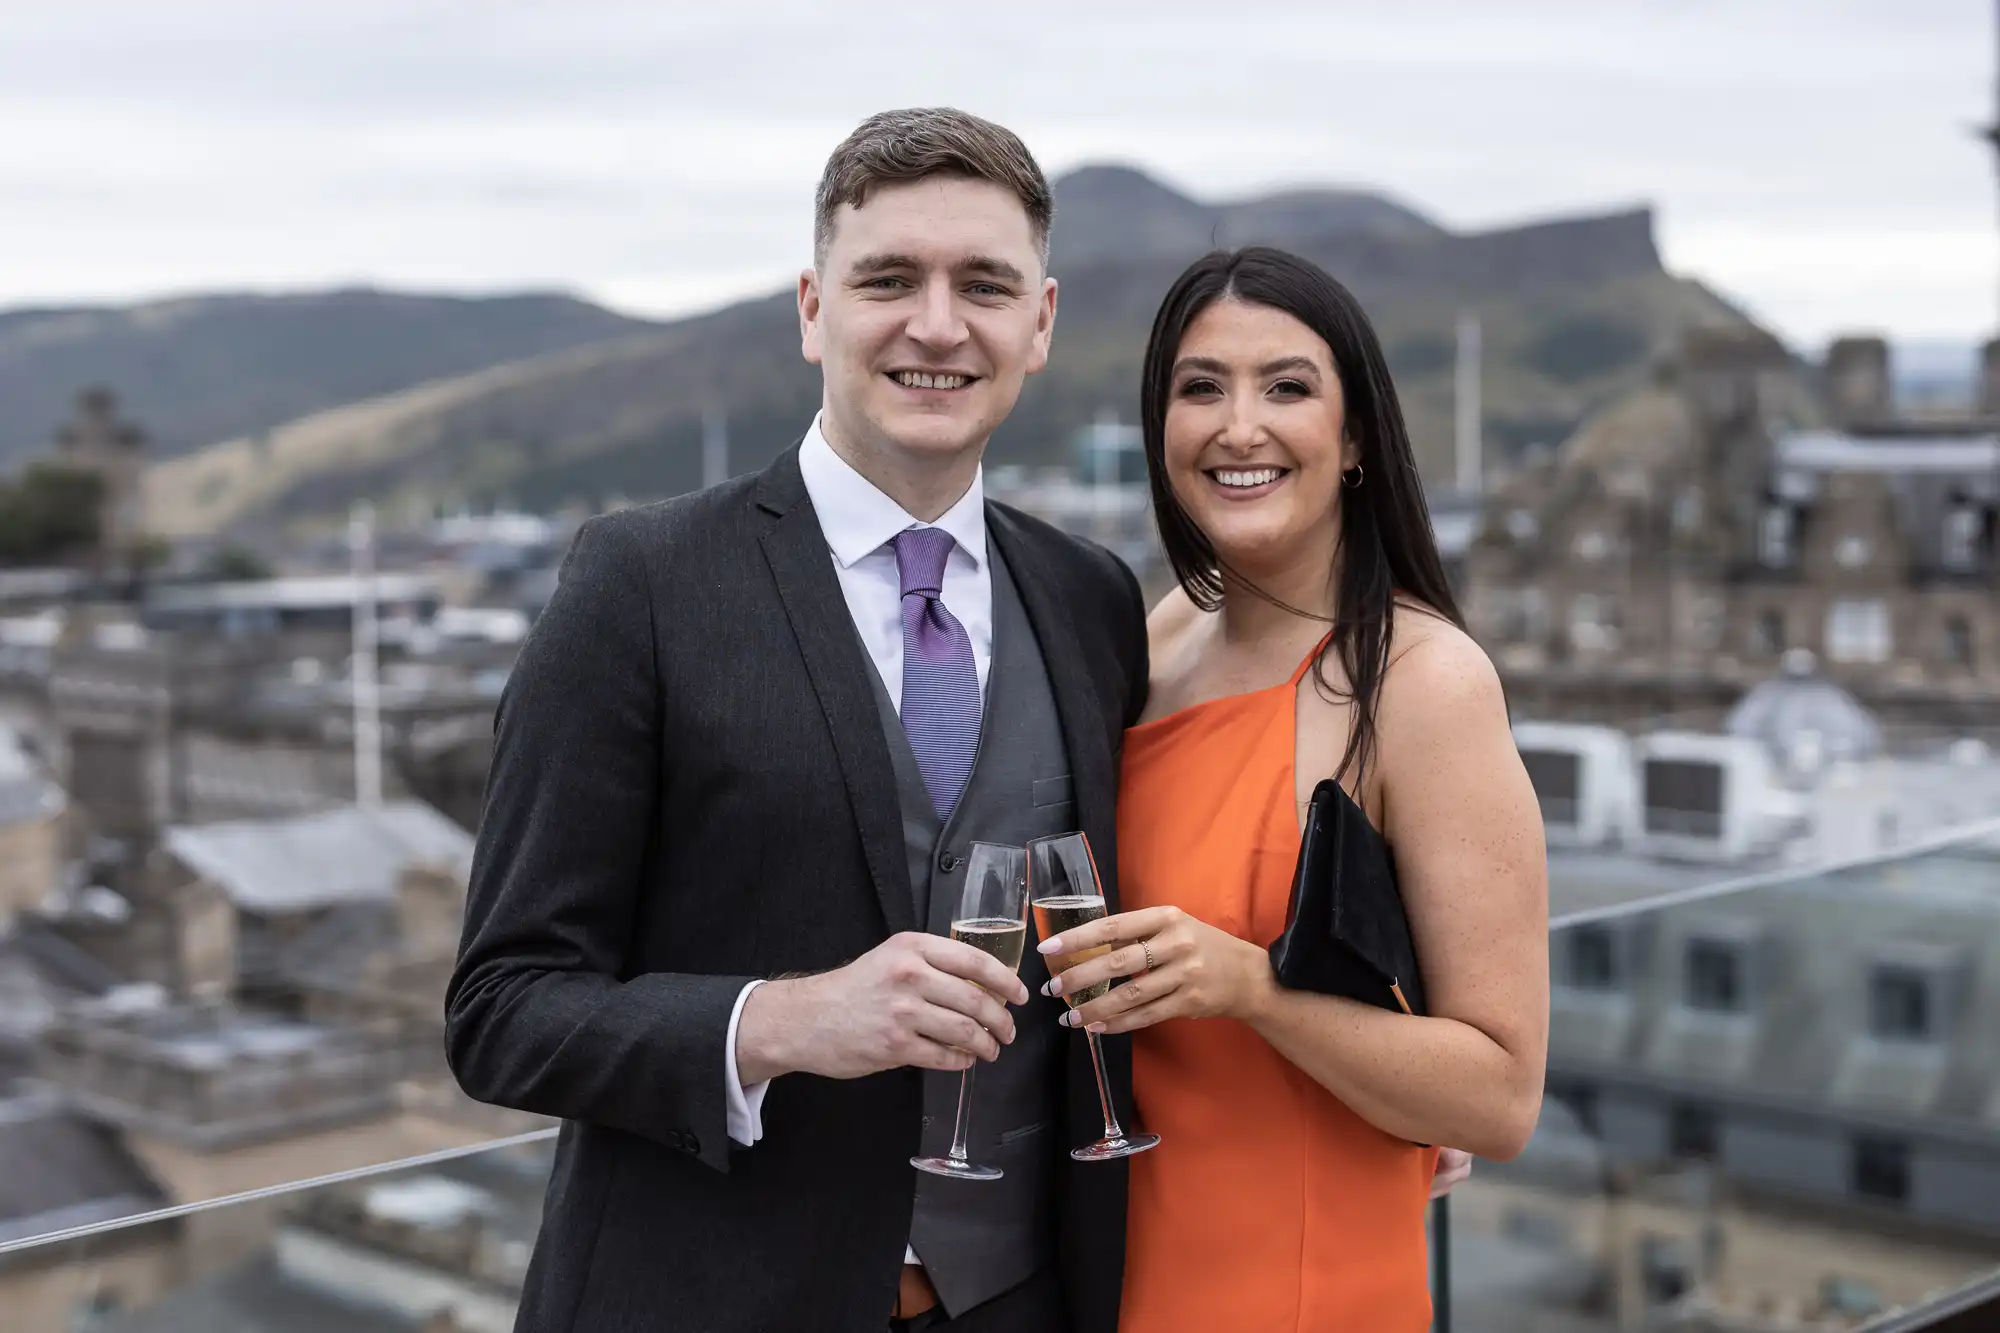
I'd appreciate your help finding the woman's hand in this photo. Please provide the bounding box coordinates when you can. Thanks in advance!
[1037,905,1270,1034]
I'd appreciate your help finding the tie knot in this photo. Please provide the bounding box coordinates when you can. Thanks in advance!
[891,527,955,599]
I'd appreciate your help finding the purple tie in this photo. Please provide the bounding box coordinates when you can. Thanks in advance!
[892,527,981,820]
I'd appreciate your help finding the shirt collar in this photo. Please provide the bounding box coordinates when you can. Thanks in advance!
[797,414,987,571]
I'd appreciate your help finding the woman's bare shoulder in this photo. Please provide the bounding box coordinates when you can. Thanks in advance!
[1380,603,1508,737]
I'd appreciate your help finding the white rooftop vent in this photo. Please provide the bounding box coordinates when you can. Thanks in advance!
[1513,721,1636,849]
[1631,731,1786,863]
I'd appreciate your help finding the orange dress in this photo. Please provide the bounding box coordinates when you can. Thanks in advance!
[1116,643,1438,1332]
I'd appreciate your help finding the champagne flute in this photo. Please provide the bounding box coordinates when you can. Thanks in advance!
[1028,832,1161,1162]
[911,841,1030,1181]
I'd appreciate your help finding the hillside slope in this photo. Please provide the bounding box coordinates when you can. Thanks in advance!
[142,170,1758,537]
[0,290,655,467]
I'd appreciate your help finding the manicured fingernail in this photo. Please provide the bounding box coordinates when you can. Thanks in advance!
[1059,1011,1076,1027]
[1042,979,1062,997]
[1038,938,1062,955]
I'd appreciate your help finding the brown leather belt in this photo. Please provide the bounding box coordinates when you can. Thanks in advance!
[894,1264,940,1319]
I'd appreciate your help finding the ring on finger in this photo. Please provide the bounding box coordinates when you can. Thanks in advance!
[1139,937,1157,973]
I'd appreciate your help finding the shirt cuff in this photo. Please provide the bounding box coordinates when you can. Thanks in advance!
[724,979,772,1146]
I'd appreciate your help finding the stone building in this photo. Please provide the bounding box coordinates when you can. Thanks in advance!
[52,387,148,575]
[1465,332,2000,736]
[0,724,64,928]
[0,784,519,1332]
[37,601,501,886]
[1452,834,2000,1332]
[78,1141,552,1333]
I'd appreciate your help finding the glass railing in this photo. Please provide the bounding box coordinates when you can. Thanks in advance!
[0,1128,557,1333]
[1442,823,2000,1333]
[10,830,2000,1331]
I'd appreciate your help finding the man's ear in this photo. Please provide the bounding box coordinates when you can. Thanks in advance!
[1025,275,1059,376]
[799,268,824,366]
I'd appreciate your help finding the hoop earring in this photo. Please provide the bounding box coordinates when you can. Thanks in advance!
[1343,463,1364,489]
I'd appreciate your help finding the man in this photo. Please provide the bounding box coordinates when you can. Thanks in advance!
[446,108,1147,1333]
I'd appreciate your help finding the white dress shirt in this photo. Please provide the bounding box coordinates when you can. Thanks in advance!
[722,414,993,1171]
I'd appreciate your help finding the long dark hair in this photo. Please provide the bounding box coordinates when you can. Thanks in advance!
[1140,246,1464,787]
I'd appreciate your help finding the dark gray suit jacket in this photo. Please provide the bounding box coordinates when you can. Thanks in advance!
[445,445,1149,1333]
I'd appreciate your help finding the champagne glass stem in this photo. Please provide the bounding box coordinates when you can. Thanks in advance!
[946,1065,977,1163]
[1084,1028,1125,1139]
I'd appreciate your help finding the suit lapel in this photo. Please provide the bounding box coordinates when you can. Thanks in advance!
[986,507,1122,912]
[757,449,916,938]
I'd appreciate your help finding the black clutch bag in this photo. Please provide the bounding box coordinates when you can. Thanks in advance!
[1268,778,1427,1018]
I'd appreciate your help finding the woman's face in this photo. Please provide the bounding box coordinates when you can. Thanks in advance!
[1162,297,1356,578]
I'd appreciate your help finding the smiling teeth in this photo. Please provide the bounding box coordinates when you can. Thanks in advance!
[1215,468,1283,488]
[894,371,969,390]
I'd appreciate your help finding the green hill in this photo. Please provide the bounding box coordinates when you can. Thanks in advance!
[0,290,655,469]
[130,167,1759,538]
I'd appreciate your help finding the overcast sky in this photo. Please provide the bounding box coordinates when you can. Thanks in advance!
[1,1,1992,354]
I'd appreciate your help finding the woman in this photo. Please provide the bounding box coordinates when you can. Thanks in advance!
[1038,247,1548,1330]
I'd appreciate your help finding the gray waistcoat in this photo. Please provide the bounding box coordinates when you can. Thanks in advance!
[861,544,1076,1318]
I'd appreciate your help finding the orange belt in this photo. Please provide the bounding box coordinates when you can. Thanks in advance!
[894,1264,940,1319]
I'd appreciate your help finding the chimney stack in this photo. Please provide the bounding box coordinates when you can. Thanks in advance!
[1823,337,1892,428]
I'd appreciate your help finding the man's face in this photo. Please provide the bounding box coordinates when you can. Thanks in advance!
[800,176,1056,474]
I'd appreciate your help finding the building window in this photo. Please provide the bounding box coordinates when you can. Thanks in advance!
[1570,594,1620,655]
[1503,1208,1570,1248]
[1753,609,1786,656]
[1685,938,1746,1013]
[1669,1102,1720,1161]
[1869,966,1934,1041]
[1687,595,1724,651]
[1547,1080,1600,1136]
[1673,488,1704,533]
[1759,505,1793,566]
[1852,1136,1910,1205]
[1521,588,1550,641]
[1640,1235,1693,1305]
[1574,529,1606,560]
[1826,600,1891,665]
[1819,1276,1885,1321]
[1944,616,1975,670]
[1567,925,1619,991]
[1835,534,1871,568]
[71,1290,124,1331]
[1943,504,1983,572]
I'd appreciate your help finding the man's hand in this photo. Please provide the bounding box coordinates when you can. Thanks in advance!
[1430,1147,1474,1199]
[736,932,1032,1083]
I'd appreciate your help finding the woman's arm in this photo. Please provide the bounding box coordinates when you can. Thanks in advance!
[1041,624,1548,1161]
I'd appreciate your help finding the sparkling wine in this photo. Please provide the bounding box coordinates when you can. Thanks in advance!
[952,917,1028,972]
[1032,895,1112,1006]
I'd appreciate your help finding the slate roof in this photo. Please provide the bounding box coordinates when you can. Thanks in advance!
[0,920,118,1056]
[92,1253,428,1333]
[1550,836,2000,1141]
[163,802,472,915]
[0,1094,165,1245]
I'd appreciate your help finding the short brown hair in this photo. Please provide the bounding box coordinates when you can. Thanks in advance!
[813,107,1053,267]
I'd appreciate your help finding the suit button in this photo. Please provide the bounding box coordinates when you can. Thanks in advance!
[684,1134,701,1155]
[667,1130,684,1149]
[939,852,959,873]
